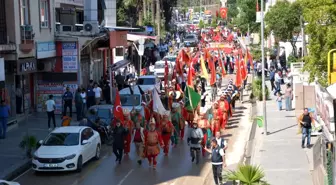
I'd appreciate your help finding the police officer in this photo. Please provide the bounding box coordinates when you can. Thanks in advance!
[204,138,225,185]
[187,122,204,164]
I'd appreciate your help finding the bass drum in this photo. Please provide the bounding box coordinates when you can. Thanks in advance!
[175,91,184,102]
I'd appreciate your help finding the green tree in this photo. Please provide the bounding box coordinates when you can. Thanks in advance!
[298,0,336,86]
[227,0,239,22]
[232,0,260,34]
[264,1,301,57]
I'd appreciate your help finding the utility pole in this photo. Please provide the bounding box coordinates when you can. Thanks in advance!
[261,0,267,135]
[300,15,307,57]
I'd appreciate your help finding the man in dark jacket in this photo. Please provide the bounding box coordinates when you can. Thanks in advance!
[112,120,128,164]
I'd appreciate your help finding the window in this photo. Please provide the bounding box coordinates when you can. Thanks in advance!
[20,0,29,25]
[40,0,49,28]
[43,133,80,146]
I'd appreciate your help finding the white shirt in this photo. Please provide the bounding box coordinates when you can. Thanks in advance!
[275,73,283,82]
[216,138,227,148]
[45,99,55,112]
[93,87,102,98]
[80,92,87,103]
[149,65,155,72]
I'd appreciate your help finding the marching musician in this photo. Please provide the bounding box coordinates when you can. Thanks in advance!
[197,108,211,157]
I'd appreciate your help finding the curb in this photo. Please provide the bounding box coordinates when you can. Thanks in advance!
[1,159,31,181]
[243,101,258,165]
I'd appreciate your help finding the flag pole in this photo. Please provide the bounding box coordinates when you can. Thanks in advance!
[261,0,267,135]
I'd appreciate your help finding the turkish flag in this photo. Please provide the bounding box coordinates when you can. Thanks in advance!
[235,60,243,87]
[113,90,124,124]
[209,58,216,86]
[247,49,253,69]
[181,49,191,65]
[164,59,169,86]
[240,58,247,80]
[187,66,193,87]
[220,7,228,19]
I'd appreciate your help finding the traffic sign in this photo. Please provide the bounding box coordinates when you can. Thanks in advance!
[138,44,145,56]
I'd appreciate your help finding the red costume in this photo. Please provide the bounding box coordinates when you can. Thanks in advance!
[123,118,134,154]
[144,124,164,168]
[212,105,222,135]
[218,98,228,130]
[160,120,174,155]
[198,115,210,157]
[142,102,151,124]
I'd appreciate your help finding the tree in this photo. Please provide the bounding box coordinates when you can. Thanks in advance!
[224,164,269,185]
[298,0,336,86]
[264,1,301,57]
[227,0,239,22]
[232,0,260,34]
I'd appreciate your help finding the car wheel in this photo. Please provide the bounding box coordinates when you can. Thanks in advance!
[76,155,83,172]
[95,145,101,160]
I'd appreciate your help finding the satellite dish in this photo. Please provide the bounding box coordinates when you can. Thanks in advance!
[84,23,93,32]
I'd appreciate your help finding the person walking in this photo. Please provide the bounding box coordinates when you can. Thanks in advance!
[214,131,227,167]
[269,66,276,91]
[187,122,204,164]
[276,92,283,111]
[298,108,315,148]
[45,95,56,130]
[87,80,95,108]
[93,83,103,105]
[0,100,10,139]
[132,121,145,165]
[284,83,293,111]
[75,88,83,121]
[204,139,225,185]
[62,87,73,117]
[80,88,87,117]
[112,119,128,164]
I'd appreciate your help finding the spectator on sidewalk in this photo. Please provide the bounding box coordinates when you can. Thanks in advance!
[274,70,283,96]
[62,87,73,117]
[204,138,225,185]
[80,88,87,117]
[276,92,283,111]
[298,108,315,148]
[87,80,95,108]
[93,83,103,105]
[75,88,83,121]
[0,100,10,139]
[45,95,56,130]
[269,66,276,91]
[284,84,293,111]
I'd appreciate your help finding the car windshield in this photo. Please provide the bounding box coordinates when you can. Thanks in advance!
[97,109,111,119]
[43,133,79,146]
[120,94,141,106]
[155,63,165,69]
[137,78,156,85]
[185,35,195,40]
[163,57,176,62]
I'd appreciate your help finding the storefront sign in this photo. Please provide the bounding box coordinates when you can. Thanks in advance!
[62,42,78,73]
[17,58,37,74]
[36,41,56,59]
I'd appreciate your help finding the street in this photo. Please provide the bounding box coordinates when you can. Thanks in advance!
[13,75,253,185]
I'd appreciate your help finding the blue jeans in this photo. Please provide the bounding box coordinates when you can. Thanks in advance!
[302,127,311,146]
[274,82,281,95]
[277,101,282,110]
[0,117,8,138]
[285,97,292,111]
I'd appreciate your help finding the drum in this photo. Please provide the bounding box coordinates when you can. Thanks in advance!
[175,91,184,102]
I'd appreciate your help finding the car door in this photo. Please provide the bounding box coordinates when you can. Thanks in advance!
[80,129,92,162]
[86,128,96,158]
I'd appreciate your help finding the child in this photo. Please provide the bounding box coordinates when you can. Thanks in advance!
[276,92,283,111]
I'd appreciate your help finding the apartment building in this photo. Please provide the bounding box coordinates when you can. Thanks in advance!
[0,0,56,123]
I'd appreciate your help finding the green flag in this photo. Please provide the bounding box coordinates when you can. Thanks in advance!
[184,86,201,111]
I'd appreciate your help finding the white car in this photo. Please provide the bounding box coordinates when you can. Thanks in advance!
[136,75,161,93]
[0,180,20,185]
[162,55,177,67]
[154,61,174,79]
[32,126,101,172]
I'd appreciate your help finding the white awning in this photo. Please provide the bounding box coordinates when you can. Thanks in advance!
[127,34,156,42]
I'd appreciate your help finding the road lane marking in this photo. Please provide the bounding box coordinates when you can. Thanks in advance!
[117,169,134,185]
[12,168,32,181]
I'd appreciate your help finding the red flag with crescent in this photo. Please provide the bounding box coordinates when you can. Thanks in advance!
[113,90,124,124]
[220,7,228,19]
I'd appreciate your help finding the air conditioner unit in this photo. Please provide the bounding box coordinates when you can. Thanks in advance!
[83,21,99,35]
[60,25,73,32]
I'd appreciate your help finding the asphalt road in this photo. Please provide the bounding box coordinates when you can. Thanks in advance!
[14,74,248,185]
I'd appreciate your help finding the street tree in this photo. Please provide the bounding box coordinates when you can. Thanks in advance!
[264,1,301,57]
[232,0,260,34]
[298,0,336,86]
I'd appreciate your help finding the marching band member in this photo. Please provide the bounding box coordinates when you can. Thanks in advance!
[197,108,211,157]
[160,113,174,156]
[132,121,145,165]
[131,107,145,128]
[144,119,164,169]
[123,109,134,155]
[171,103,181,146]
[211,102,222,135]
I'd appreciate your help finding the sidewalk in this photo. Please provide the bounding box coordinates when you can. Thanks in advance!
[0,113,77,180]
[252,82,314,185]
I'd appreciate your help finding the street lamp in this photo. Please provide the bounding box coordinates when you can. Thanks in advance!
[261,0,267,135]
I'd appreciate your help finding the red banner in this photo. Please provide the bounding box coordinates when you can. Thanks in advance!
[220,7,228,19]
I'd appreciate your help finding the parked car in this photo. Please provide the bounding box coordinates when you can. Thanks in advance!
[32,126,101,172]
[0,180,20,185]
[162,55,178,67]
[136,75,161,93]
[184,34,198,47]
[154,61,174,79]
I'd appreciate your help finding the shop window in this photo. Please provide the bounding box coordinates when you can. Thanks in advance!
[115,48,123,57]
[40,0,49,28]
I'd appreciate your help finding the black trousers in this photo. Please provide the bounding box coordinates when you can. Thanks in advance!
[113,145,124,162]
[63,101,72,117]
[270,79,275,91]
[190,147,201,164]
[76,104,83,121]
[87,96,95,108]
[16,96,22,114]
[47,111,56,128]
[212,164,223,185]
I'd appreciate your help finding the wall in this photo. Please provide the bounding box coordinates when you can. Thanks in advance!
[5,0,16,44]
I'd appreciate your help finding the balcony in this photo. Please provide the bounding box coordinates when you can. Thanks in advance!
[19,25,34,53]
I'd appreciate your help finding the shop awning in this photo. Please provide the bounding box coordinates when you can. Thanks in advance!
[110,59,130,71]
[127,34,157,42]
